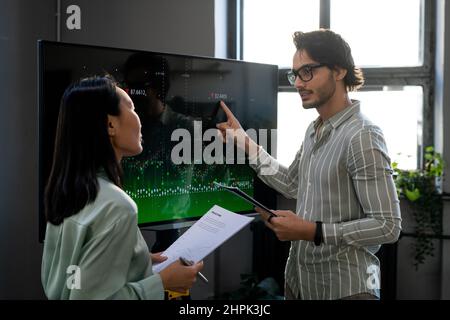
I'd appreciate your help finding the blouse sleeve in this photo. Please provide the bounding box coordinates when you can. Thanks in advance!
[68,208,164,300]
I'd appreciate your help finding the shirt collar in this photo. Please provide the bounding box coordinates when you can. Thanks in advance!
[328,100,360,129]
[308,100,360,137]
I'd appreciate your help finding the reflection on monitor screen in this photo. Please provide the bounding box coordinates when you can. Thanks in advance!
[38,41,278,240]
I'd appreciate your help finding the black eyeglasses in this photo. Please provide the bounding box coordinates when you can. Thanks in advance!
[286,63,328,85]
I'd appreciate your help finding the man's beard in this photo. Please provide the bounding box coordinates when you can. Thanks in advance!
[300,78,336,110]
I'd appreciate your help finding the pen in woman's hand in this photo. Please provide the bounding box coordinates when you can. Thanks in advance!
[179,257,209,284]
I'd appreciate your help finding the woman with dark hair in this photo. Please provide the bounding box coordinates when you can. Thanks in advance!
[41,76,202,299]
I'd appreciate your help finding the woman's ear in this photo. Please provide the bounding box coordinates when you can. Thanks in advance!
[107,115,118,137]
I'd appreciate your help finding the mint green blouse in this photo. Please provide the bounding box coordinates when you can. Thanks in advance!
[41,175,164,300]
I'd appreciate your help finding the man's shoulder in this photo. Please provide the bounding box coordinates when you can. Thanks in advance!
[336,114,387,156]
[342,113,384,139]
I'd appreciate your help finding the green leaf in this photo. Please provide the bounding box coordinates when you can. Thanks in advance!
[393,145,443,269]
[405,188,421,202]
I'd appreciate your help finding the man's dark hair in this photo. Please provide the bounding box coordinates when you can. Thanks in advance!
[293,29,364,91]
[45,76,123,225]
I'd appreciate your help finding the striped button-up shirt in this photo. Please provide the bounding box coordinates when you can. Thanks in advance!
[249,100,402,300]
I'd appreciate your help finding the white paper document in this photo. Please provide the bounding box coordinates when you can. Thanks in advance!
[152,205,254,273]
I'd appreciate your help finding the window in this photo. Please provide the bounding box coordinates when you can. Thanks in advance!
[350,86,423,170]
[277,92,317,166]
[330,0,423,67]
[243,0,320,67]
[240,0,431,169]
[277,87,422,170]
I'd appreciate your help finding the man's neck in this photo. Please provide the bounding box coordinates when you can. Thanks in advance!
[316,92,352,121]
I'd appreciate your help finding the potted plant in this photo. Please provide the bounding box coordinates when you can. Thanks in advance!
[392,146,445,269]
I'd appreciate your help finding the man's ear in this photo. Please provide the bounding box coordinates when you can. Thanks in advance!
[107,115,118,137]
[334,67,347,81]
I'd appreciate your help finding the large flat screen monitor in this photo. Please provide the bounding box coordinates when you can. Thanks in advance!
[38,41,278,241]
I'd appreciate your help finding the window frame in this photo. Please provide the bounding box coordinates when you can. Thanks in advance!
[232,0,434,169]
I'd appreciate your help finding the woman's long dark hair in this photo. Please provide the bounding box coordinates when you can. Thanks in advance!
[45,76,123,225]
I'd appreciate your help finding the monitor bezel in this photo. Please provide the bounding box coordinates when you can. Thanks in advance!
[37,40,278,241]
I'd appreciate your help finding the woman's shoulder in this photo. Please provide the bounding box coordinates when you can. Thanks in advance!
[69,177,138,228]
[98,177,137,212]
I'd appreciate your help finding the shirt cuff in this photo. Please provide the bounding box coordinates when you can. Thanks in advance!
[141,274,165,300]
[322,223,343,246]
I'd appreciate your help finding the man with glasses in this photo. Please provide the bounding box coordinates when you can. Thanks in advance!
[216,29,401,300]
